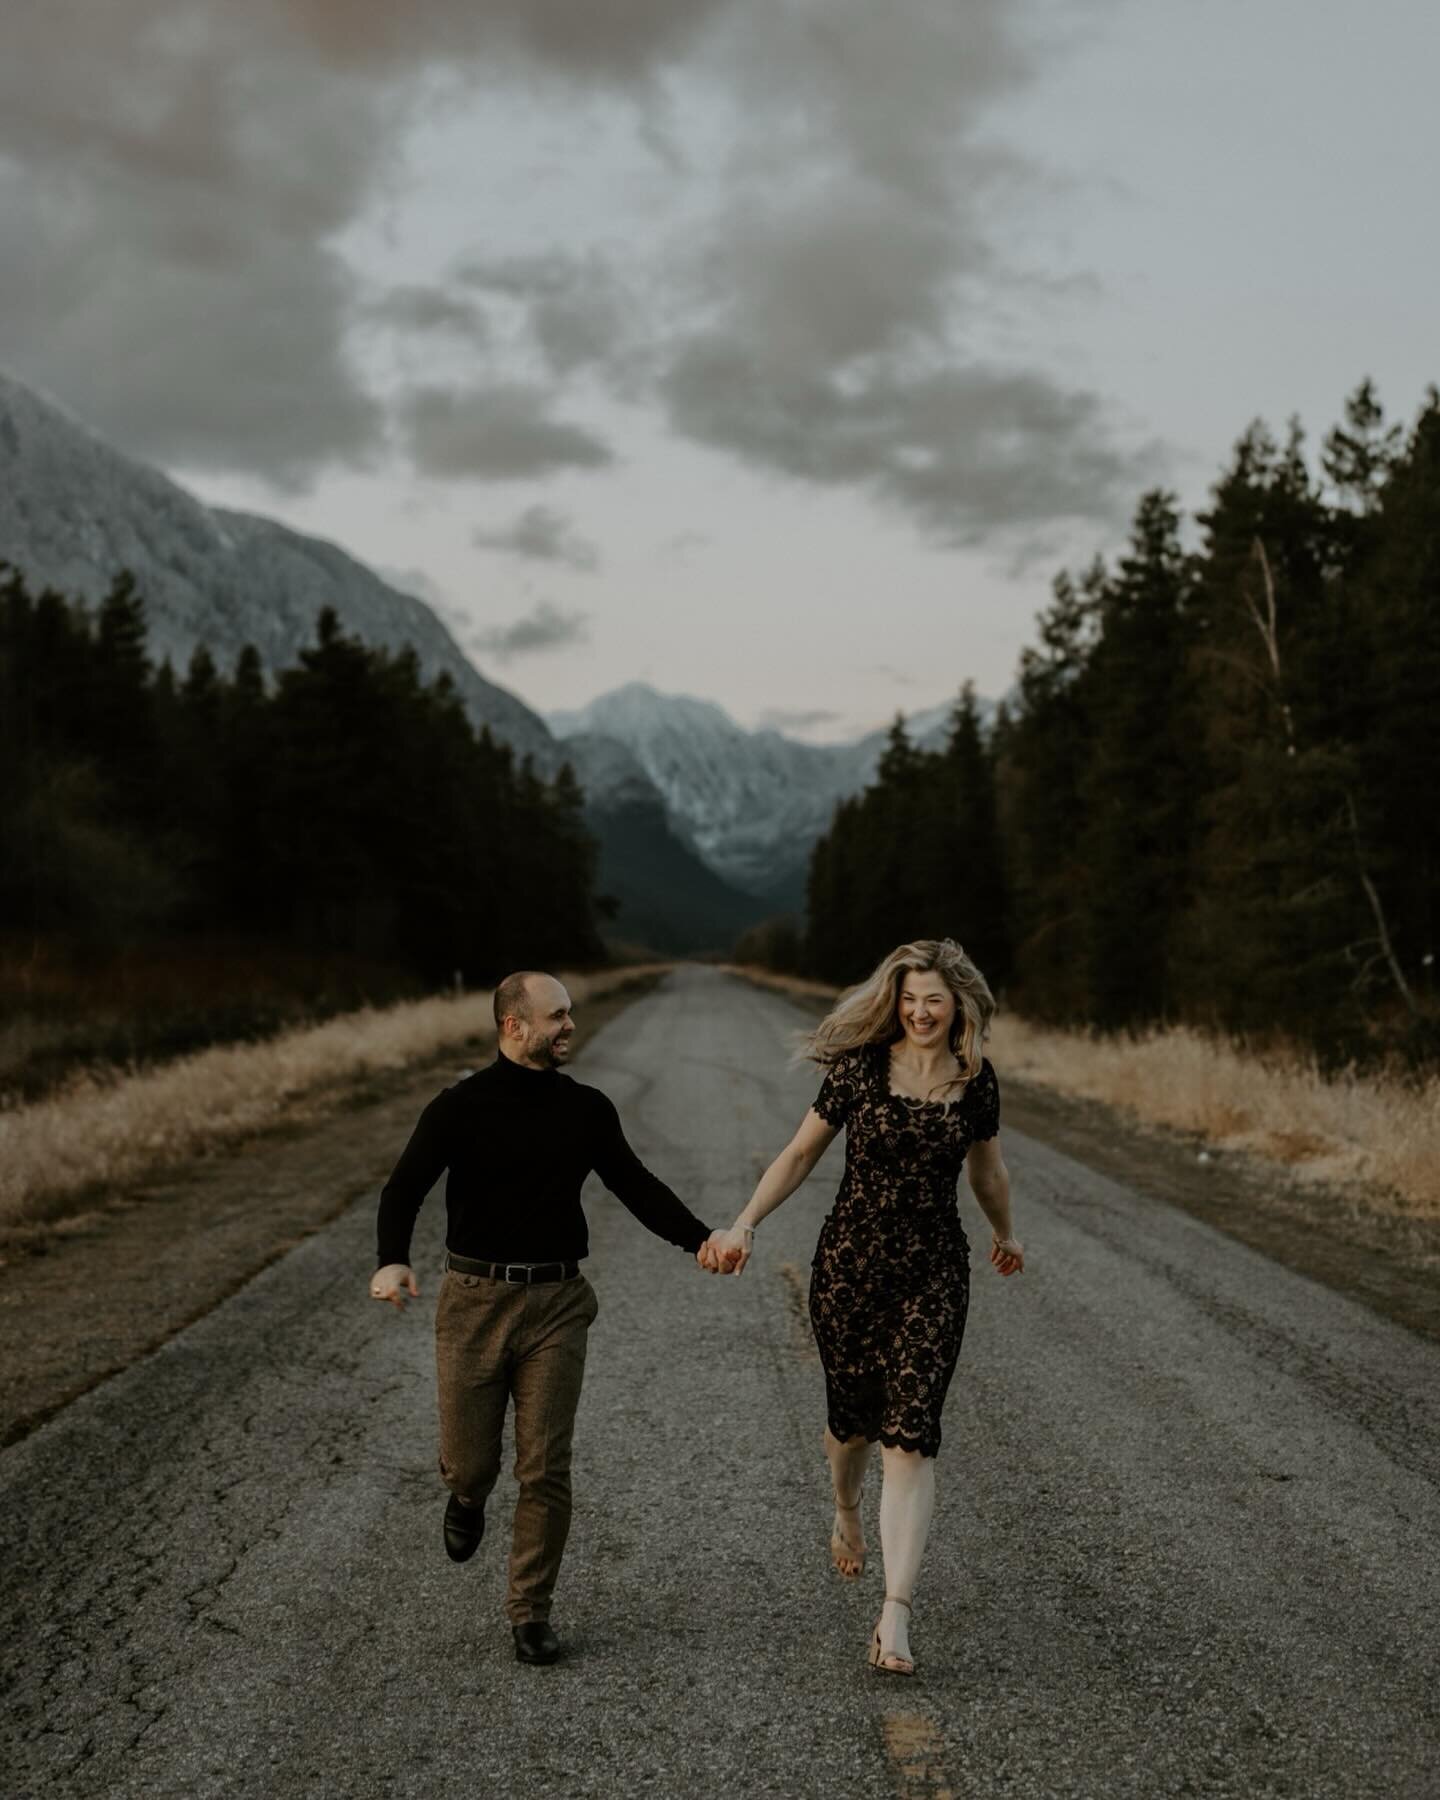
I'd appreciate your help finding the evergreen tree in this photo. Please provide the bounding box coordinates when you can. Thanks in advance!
[1076,492,1196,1027]
[1179,421,1361,1041]
[1344,391,1440,1038]
[942,683,1011,988]
[996,564,1100,1021]
[0,584,606,985]
[89,571,158,826]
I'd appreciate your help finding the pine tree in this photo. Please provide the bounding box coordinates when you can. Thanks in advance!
[1179,420,1362,1042]
[942,682,1011,989]
[1076,492,1195,1027]
[1344,391,1440,1040]
[997,565,1100,1021]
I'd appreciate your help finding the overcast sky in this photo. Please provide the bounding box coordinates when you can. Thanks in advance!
[5,0,1436,740]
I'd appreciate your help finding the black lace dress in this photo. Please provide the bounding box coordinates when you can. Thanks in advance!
[808,1042,1000,1459]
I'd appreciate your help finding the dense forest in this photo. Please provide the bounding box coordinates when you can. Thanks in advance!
[0,575,607,1000]
[785,383,1440,1064]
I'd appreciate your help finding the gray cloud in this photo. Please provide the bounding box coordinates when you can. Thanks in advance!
[283,0,734,79]
[754,707,843,733]
[644,1,1144,543]
[716,0,1038,206]
[0,0,731,478]
[0,0,1146,542]
[0,4,390,478]
[362,285,489,341]
[662,335,1144,541]
[400,384,613,480]
[473,504,600,570]
[459,252,640,383]
[469,599,588,660]
[659,529,710,557]
[0,171,379,480]
[681,182,966,368]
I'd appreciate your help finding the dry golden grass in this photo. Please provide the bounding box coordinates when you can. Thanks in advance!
[727,965,1440,1223]
[994,1015,1440,1224]
[0,967,669,1232]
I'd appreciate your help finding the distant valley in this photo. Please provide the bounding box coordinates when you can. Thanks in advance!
[551,684,955,907]
[0,370,972,953]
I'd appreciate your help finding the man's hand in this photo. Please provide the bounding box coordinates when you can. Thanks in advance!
[696,1226,752,1276]
[370,1263,420,1309]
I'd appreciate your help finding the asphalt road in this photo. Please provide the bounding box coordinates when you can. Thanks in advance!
[3,967,1437,1799]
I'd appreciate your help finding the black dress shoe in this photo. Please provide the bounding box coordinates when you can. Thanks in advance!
[442,1494,485,1563]
[512,1621,561,1666]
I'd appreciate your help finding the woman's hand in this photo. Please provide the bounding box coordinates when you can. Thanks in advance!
[697,1225,753,1276]
[989,1235,1024,1277]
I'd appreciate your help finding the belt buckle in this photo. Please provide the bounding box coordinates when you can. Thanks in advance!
[503,1263,530,1284]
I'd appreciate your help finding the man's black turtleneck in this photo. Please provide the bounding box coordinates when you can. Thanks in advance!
[375,1052,709,1268]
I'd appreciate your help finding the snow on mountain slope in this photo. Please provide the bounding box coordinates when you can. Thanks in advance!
[0,369,986,940]
[0,368,776,950]
[561,732,767,952]
[550,683,962,899]
[0,370,554,765]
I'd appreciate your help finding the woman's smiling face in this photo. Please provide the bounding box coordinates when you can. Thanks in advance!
[896,969,956,1050]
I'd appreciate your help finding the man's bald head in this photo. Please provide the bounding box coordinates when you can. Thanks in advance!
[494,971,575,1069]
[493,970,544,1032]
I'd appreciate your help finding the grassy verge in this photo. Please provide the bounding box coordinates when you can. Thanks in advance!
[724,965,1440,1247]
[0,966,670,1240]
[0,938,432,1105]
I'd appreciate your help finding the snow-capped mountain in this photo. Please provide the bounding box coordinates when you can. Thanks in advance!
[0,370,554,764]
[561,733,768,951]
[0,369,982,947]
[550,683,961,902]
[0,369,763,952]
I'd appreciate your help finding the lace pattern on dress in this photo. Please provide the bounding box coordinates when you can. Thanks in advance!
[807,1043,1000,1458]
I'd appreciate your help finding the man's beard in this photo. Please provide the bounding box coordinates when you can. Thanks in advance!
[527,1029,569,1068]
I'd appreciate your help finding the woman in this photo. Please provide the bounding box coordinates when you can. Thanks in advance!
[703,939,1023,1675]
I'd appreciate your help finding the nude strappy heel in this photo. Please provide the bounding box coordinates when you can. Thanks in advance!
[867,1594,914,1676]
[829,1493,866,1579]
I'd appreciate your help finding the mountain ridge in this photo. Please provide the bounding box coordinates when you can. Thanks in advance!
[0,369,760,952]
[550,681,963,900]
[0,368,556,765]
[0,368,987,950]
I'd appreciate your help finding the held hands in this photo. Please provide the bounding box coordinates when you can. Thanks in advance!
[370,1263,420,1310]
[990,1235,1024,1277]
[695,1225,753,1276]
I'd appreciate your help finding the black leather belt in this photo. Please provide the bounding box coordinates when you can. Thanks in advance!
[446,1252,580,1284]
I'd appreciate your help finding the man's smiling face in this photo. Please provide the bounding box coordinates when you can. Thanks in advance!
[514,975,575,1068]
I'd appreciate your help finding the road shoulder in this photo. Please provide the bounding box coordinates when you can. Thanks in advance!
[0,977,660,1448]
[741,972,1440,1350]
[1001,1075,1440,1347]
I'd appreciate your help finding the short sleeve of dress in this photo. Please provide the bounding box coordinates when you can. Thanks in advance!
[812,1051,863,1127]
[968,1057,1000,1141]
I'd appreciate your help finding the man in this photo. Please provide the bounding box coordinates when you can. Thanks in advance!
[370,970,719,1667]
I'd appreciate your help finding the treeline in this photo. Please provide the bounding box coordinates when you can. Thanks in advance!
[0,571,606,986]
[792,382,1440,1063]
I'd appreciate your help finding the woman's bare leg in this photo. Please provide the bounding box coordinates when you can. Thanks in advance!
[874,1445,936,1667]
[824,1427,872,1576]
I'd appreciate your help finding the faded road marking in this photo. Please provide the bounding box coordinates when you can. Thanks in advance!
[882,1713,955,1799]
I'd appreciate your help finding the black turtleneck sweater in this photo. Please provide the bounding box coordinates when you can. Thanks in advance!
[375,1053,710,1268]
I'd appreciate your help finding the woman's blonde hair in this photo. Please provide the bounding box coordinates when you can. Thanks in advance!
[807,939,995,1094]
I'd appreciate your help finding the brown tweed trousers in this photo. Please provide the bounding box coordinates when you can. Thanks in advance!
[435,1268,599,1624]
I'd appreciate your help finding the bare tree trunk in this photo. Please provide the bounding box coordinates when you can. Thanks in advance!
[1243,539,1297,754]
[1344,790,1418,1018]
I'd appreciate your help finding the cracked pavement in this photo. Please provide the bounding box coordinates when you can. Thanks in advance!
[2,967,1437,1798]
